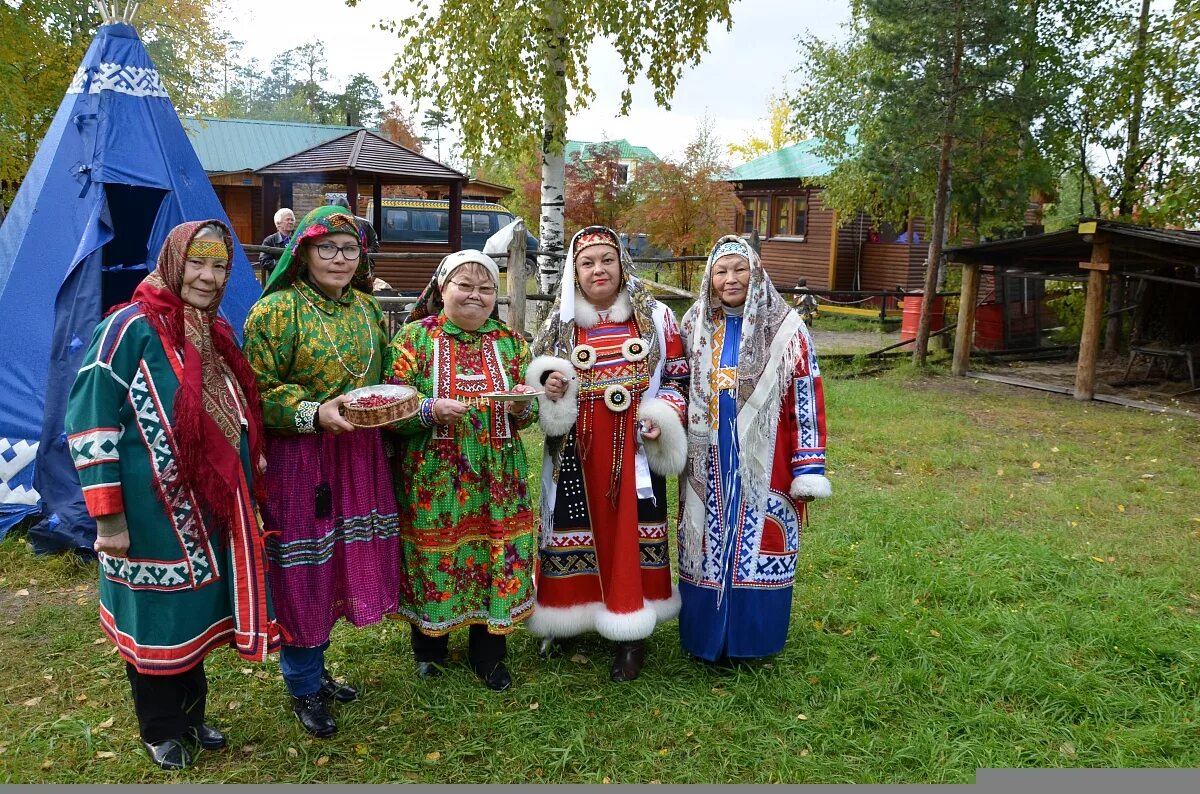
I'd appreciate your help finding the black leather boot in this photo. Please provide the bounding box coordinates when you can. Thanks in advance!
[185,723,227,750]
[142,738,192,770]
[610,640,647,682]
[292,693,337,738]
[319,670,358,702]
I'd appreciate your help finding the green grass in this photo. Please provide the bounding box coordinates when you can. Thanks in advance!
[1,369,1198,782]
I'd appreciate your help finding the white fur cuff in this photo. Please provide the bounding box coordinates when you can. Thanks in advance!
[791,474,832,500]
[525,602,599,638]
[526,355,578,437]
[594,603,658,642]
[638,397,687,476]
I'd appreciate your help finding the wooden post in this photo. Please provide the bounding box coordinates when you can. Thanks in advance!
[372,178,383,236]
[449,181,463,251]
[1074,234,1110,400]
[826,209,839,290]
[346,172,359,216]
[951,261,981,376]
[506,220,527,336]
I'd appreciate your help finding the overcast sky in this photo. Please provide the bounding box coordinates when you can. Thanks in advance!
[225,0,852,165]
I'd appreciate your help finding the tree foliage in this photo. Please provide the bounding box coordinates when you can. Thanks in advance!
[363,0,736,304]
[626,118,738,290]
[563,142,637,231]
[727,92,800,164]
[0,0,227,202]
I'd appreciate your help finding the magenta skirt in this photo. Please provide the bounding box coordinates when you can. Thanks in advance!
[260,429,401,647]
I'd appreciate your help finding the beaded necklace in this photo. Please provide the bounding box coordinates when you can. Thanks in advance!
[295,283,375,379]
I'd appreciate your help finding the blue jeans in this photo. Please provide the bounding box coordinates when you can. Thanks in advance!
[280,641,329,697]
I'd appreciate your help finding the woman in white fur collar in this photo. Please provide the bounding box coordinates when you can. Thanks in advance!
[525,226,689,682]
[677,235,831,665]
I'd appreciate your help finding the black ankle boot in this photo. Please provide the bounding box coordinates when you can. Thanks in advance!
[292,693,337,738]
[610,640,647,682]
[319,669,358,702]
[185,722,227,750]
[142,738,192,770]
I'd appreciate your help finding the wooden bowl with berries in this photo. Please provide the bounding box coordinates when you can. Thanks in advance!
[342,384,420,427]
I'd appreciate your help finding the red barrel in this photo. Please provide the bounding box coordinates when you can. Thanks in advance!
[973,302,1004,350]
[899,292,945,342]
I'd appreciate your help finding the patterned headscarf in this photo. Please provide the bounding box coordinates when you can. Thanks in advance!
[262,205,372,296]
[124,220,265,539]
[407,249,502,324]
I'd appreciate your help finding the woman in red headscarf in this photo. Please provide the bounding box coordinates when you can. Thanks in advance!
[66,221,281,771]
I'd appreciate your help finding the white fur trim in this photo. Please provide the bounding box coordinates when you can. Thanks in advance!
[790,474,832,500]
[574,291,632,329]
[526,602,599,638]
[594,603,658,642]
[526,355,579,437]
[648,586,681,622]
[638,397,687,476]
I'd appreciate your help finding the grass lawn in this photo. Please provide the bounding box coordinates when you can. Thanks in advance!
[1,368,1197,783]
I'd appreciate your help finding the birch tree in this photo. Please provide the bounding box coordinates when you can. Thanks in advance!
[359,0,734,304]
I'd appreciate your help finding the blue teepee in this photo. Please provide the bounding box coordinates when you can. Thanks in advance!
[0,18,261,552]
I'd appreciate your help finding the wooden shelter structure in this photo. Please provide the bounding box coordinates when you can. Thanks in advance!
[256,128,467,252]
[947,220,1200,400]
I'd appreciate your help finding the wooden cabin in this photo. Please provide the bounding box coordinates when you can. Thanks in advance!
[727,141,930,314]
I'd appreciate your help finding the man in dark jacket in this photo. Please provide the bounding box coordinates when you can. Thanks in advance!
[259,208,296,281]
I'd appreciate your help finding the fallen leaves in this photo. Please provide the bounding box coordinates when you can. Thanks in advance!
[287,747,298,759]
[22,696,42,707]
[227,701,242,711]
[98,716,115,730]
[1059,741,1077,758]
[425,751,441,762]
[315,755,330,767]
[796,713,809,721]
[528,702,540,711]
[15,589,29,597]
[929,629,942,638]
[40,760,53,770]
[569,653,590,665]
[95,751,116,760]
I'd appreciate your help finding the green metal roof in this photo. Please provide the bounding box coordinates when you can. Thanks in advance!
[729,139,836,182]
[180,116,359,174]
[565,139,658,162]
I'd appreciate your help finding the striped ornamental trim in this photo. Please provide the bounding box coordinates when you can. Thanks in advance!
[267,511,401,568]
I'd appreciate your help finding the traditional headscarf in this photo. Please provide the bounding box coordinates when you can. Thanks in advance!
[407,249,502,323]
[261,205,372,296]
[122,220,266,540]
[531,226,661,376]
[678,234,809,578]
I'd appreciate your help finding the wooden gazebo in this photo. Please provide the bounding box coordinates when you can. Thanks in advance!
[947,220,1200,400]
[256,129,468,250]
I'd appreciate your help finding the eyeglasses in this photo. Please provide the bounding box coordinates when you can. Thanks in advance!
[449,280,497,297]
[313,242,362,260]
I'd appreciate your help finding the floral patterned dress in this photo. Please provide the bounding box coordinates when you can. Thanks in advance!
[389,314,539,635]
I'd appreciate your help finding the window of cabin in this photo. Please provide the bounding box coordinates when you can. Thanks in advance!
[771,194,808,239]
[742,196,768,236]
[791,193,808,236]
[616,164,630,184]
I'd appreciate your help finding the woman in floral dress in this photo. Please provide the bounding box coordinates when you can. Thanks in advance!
[389,250,538,690]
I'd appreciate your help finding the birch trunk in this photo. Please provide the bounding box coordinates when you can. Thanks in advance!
[535,0,568,324]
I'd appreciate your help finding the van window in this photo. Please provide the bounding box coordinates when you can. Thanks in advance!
[464,212,493,234]
[411,210,448,233]
[384,209,409,233]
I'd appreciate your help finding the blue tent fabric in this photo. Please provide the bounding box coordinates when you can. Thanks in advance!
[0,22,261,551]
